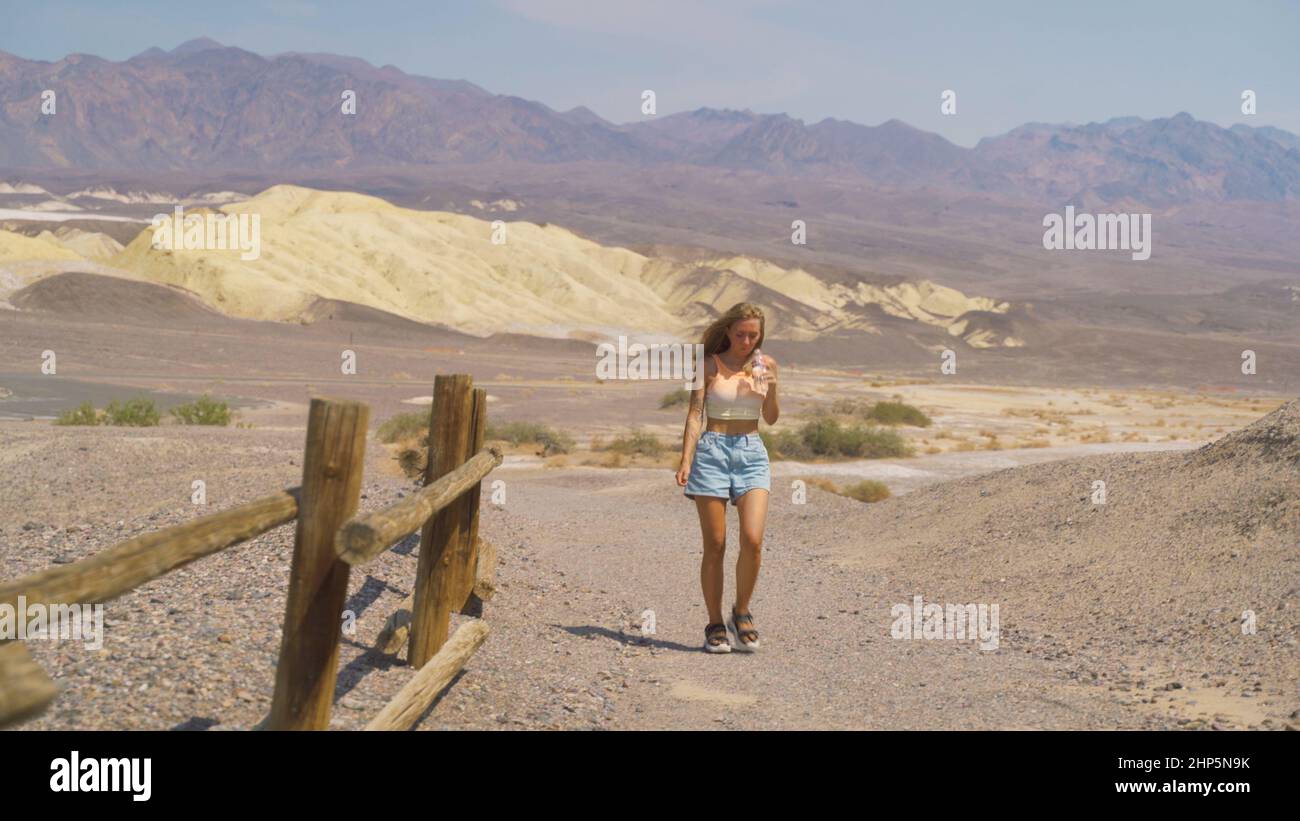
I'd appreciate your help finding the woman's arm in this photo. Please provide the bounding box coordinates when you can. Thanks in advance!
[761,355,780,426]
[682,385,706,461]
[680,357,713,463]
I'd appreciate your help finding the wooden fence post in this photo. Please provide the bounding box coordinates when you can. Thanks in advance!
[456,388,488,608]
[409,375,473,667]
[267,398,368,730]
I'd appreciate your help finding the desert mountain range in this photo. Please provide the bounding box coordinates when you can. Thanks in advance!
[1,39,1296,392]
[2,39,1297,206]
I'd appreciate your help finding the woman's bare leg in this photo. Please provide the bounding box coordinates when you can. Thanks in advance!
[734,488,769,614]
[694,497,728,625]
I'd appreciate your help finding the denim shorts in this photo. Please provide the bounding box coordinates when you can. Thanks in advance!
[684,431,771,506]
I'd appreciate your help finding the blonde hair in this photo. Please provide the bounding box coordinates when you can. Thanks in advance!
[700,302,766,376]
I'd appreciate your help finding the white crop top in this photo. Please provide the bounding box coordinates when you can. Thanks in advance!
[705,353,765,420]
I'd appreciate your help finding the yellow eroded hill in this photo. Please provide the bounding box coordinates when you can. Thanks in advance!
[705,254,1008,329]
[106,184,1019,345]
[112,185,685,336]
[0,229,84,263]
[37,228,125,261]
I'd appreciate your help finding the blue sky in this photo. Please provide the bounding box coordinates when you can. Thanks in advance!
[2,0,1297,145]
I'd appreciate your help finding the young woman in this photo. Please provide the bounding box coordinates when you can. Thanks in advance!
[675,302,779,654]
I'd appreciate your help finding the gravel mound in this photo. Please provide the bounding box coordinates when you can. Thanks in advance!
[1187,398,1300,467]
[10,271,225,325]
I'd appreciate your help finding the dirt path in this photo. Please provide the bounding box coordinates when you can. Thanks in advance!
[4,423,1293,731]
[448,464,1174,730]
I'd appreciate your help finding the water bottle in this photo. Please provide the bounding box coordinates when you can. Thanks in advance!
[751,348,766,392]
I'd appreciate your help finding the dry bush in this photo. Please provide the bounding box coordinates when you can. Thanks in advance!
[396,442,429,480]
[1033,409,1072,425]
[799,476,890,504]
[1078,426,1112,444]
[602,429,663,457]
[842,480,891,503]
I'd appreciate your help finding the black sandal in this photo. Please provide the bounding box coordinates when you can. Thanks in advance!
[703,622,732,653]
[729,607,760,651]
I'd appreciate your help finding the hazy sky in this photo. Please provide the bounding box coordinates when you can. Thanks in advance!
[3,0,1297,145]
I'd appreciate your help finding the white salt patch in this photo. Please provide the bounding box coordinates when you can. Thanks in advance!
[0,208,147,223]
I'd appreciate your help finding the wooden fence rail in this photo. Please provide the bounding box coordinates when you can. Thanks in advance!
[336,446,502,566]
[0,489,300,613]
[0,373,499,731]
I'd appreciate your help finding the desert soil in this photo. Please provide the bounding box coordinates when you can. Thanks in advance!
[3,400,1295,730]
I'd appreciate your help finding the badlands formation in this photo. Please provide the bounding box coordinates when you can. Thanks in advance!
[4,185,1020,346]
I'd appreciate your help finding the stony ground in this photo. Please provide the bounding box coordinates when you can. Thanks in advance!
[2,402,1296,730]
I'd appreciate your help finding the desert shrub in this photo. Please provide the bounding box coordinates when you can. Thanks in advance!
[852,426,912,458]
[829,398,864,415]
[396,446,429,480]
[603,428,662,457]
[170,394,231,425]
[659,389,690,409]
[799,476,891,503]
[802,417,853,456]
[55,401,100,426]
[1079,426,1111,444]
[377,411,430,444]
[487,420,574,455]
[864,400,931,427]
[842,480,891,503]
[104,397,159,426]
[765,418,910,459]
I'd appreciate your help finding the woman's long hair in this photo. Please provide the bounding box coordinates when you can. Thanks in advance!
[700,302,766,376]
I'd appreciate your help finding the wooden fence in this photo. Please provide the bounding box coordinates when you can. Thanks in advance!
[0,373,502,731]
